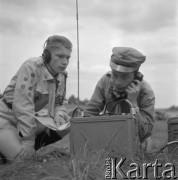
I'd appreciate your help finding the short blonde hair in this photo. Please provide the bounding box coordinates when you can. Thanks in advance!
[44,35,72,51]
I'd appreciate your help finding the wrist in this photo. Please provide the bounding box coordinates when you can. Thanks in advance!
[131,106,139,115]
[131,101,138,107]
[127,96,137,106]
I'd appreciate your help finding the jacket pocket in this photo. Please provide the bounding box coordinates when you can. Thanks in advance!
[34,86,49,112]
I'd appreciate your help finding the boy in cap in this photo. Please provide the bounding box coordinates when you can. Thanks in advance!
[85,47,155,143]
[0,35,72,162]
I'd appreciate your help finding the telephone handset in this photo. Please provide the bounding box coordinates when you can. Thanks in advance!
[134,71,143,83]
[112,72,144,100]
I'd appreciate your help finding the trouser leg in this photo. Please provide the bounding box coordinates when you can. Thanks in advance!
[0,118,44,161]
[35,129,62,150]
[0,99,23,161]
[0,129,22,161]
[35,128,70,151]
[0,123,62,160]
[0,115,70,160]
[0,153,7,164]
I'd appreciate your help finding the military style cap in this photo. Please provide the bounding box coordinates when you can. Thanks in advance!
[110,47,146,72]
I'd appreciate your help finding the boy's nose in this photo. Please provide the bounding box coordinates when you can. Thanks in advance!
[63,58,69,65]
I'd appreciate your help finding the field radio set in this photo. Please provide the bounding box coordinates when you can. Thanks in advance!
[70,99,141,158]
[70,1,142,158]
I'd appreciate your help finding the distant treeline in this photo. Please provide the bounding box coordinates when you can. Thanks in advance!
[68,95,89,106]
[168,105,178,110]
[0,92,177,110]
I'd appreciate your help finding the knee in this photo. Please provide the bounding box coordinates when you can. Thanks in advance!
[0,130,23,161]
[0,144,22,162]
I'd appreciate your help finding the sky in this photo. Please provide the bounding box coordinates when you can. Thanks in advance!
[0,0,177,108]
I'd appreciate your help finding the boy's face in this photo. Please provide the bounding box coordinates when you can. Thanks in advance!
[48,45,71,74]
[111,69,135,92]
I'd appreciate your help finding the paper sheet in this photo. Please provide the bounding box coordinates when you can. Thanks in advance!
[35,116,70,131]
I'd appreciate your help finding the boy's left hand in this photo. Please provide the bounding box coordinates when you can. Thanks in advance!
[125,80,141,106]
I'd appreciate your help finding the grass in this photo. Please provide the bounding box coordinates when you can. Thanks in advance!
[0,139,178,180]
[1,110,178,180]
[146,119,168,153]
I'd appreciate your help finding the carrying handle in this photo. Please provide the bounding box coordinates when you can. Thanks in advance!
[72,107,84,117]
[102,99,136,115]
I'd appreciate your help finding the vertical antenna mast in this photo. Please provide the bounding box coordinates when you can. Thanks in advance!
[76,0,80,107]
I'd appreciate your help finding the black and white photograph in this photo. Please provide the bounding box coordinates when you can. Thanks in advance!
[0,0,178,179]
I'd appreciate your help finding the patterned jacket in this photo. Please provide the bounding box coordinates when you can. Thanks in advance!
[2,57,68,139]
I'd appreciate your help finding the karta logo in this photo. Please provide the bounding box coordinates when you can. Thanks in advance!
[105,158,177,179]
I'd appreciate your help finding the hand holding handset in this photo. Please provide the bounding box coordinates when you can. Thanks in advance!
[117,72,144,99]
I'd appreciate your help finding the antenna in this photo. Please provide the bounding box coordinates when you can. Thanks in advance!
[76,0,80,107]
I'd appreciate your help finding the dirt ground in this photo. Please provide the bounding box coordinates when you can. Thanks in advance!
[0,110,178,180]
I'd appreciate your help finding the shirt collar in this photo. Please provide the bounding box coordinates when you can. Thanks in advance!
[43,63,68,81]
[43,64,55,81]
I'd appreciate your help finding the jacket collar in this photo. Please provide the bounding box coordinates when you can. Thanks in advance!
[42,62,68,81]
